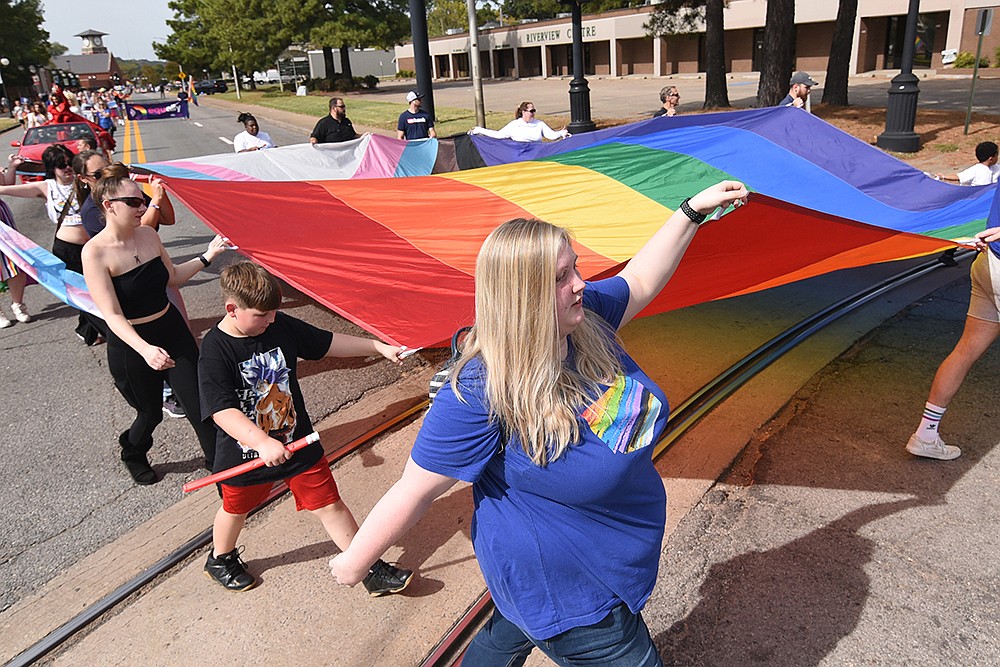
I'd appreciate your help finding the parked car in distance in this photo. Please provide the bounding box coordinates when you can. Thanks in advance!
[193,79,228,95]
[9,122,113,182]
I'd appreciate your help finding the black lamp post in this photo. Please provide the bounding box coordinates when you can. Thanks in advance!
[876,0,921,152]
[565,0,595,134]
[408,0,435,120]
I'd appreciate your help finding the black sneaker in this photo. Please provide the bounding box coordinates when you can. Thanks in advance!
[204,547,258,592]
[362,559,413,597]
[162,396,186,419]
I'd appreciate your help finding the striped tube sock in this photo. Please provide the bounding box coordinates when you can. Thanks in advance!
[916,402,947,440]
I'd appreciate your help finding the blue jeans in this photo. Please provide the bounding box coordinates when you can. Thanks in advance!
[464,604,663,667]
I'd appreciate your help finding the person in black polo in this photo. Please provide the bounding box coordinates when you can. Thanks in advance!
[310,97,358,144]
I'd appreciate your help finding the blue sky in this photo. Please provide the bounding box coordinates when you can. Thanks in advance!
[42,0,174,61]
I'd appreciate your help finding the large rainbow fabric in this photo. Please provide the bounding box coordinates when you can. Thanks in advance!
[0,221,102,319]
[139,106,992,349]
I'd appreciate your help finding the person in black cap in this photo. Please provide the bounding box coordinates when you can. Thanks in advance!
[396,90,436,140]
[779,71,818,110]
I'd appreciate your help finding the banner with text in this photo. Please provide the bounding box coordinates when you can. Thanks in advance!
[123,100,189,121]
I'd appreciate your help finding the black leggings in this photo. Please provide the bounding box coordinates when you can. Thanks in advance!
[53,237,107,345]
[106,305,216,465]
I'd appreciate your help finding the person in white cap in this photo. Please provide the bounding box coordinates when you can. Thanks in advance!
[779,71,818,110]
[397,91,436,140]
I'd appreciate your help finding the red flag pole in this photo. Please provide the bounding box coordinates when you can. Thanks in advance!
[182,432,320,493]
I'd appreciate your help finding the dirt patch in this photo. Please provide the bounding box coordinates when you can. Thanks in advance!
[596,104,1000,178]
[812,105,1000,176]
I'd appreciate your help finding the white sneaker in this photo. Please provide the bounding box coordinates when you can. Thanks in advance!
[906,433,961,460]
[0,308,10,329]
[10,302,31,323]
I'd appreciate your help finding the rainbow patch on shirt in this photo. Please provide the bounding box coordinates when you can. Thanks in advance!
[582,375,662,454]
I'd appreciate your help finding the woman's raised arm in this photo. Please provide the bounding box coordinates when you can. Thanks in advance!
[617,181,748,327]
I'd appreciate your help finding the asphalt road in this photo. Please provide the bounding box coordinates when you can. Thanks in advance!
[0,95,414,612]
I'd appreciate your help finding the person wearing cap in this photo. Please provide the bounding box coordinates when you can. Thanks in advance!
[779,72,818,110]
[397,91,436,141]
[310,97,358,144]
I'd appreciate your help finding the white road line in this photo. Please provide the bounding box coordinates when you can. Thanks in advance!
[219,137,234,145]
[192,121,203,127]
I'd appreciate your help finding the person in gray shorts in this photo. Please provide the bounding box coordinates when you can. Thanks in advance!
[905,227,1000,460]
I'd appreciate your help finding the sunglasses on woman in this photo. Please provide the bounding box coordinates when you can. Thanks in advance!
[52,162,71,170]
[108,196,147,208]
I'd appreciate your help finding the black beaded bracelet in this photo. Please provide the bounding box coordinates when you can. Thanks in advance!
[197,254,211,268]
[679,197,707,224]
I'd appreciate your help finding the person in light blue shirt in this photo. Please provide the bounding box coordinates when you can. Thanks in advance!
[329,181,748,666]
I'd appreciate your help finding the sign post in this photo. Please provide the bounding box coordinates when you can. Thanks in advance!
[964,8,992,135]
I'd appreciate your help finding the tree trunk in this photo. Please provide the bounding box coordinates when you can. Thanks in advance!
[756,0,795,107]
[323,46,337,79]
[703,0,730,108]
[339,44,354,81]
[822,0,858,106]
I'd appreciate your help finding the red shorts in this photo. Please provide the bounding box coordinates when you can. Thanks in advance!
[220,459,341,515]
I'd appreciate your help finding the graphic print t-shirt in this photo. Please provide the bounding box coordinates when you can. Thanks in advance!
[199,312,333,485]
[411,276,669,640]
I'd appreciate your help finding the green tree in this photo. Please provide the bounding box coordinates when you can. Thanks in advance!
[118,60,142,82]
[0,0,53,88]
[297,0,409,83]
[427,0,467,37]
[49,42,68,57]
[140,64,163,86]
[501,0,637,23]
[153,0,216,76]
[645,0,729,109]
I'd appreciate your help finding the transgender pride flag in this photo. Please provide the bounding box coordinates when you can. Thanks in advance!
[0,221,102,319]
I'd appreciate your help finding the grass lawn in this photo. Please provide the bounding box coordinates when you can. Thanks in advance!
[0,117,20,134]
[212,89,564,136]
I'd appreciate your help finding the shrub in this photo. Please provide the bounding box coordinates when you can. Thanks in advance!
[396,69,415,78]
[954,51,990,68]
[361,75,379,90]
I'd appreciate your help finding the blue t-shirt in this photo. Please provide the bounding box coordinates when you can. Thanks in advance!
[411,276,669,640]
[397,109,434,140]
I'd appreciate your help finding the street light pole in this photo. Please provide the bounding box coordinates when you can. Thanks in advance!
[566,0,596,134]
[876,0,921,153]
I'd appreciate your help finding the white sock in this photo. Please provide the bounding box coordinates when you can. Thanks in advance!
[916,401,947,440]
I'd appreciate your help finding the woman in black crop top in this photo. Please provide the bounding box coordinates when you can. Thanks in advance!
[82,163,231,484]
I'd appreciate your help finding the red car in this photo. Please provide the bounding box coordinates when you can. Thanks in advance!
[9,122,114,182]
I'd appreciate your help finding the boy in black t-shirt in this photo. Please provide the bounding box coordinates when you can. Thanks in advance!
[198,261,413,595]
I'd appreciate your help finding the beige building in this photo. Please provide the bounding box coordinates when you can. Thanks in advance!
[395,0,1000,80]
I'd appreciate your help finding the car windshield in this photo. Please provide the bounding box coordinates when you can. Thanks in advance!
[23,123,94,146]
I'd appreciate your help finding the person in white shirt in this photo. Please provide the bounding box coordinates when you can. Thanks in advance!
[233,112,275,153]
[469,101,570,142]
[936,141,1000,185]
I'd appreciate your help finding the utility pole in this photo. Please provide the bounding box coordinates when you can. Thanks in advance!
[467,0,485,126]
